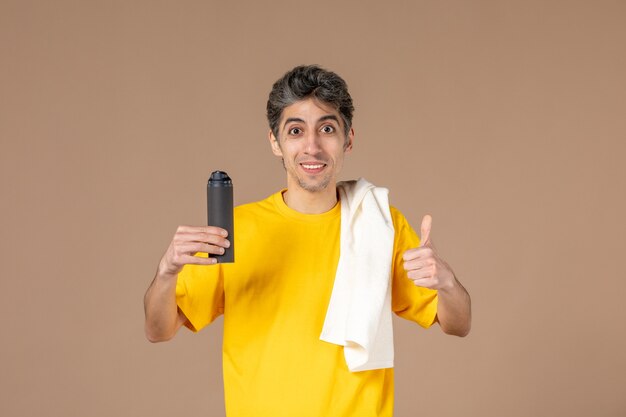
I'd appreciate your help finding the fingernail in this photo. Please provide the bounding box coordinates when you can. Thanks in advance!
[224,240,231,248]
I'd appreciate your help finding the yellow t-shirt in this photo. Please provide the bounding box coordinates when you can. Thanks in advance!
[176,190,438,417]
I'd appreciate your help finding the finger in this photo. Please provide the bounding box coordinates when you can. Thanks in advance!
[407,268,434,281]
[402,246,434,262]
[206,226,229,237]
[420,214,432,247]
[403,260,423,271]
[402,248,419,261]
[179,242,227,256]
[175,232,230,248]
[403,258,434,271]
[201,235,230,248]
[169,251,218,270]
[180,254,218,265]
[176,225,228,237]
[411,277,437,289]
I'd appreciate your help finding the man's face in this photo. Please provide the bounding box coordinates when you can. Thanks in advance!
[269,98,354,193]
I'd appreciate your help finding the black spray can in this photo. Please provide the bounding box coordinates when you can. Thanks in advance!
[207,171,234,263]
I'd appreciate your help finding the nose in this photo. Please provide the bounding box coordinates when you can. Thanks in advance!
[304,131,323,154]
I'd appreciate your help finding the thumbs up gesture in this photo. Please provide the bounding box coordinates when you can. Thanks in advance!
[402,215,456,291]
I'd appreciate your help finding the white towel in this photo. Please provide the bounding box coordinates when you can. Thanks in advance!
[320,178,395,372]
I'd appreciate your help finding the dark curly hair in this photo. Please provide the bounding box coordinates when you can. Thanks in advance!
[266,65,354,141]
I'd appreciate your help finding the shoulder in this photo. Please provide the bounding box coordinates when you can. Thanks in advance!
[389,205,410,229]
[234,191,281,222]
[389,205,420,246]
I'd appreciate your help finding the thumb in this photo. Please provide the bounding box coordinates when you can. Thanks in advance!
[420,214,432,247]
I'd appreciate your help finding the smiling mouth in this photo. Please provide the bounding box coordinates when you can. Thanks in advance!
[300,162,327,173]
[302,163,325,169]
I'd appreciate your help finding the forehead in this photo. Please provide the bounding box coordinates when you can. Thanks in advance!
[280,98,341,125]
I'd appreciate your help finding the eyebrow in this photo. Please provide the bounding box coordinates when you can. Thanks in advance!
[318,115,340,124]
[283,117,305,127]
[282,115,341,129]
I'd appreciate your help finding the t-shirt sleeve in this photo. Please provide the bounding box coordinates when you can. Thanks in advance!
[175,256,225,332]
[390,207,438,328]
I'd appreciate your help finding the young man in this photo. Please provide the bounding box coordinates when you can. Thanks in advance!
[144,65,471,416]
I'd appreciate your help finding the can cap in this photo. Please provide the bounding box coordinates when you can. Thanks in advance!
[208,170,232,186]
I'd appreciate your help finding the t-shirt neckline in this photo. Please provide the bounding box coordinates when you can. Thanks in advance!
[271,189,341,223]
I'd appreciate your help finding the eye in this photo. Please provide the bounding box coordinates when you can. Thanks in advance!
[288,127,302,135]
[321,125,335,134]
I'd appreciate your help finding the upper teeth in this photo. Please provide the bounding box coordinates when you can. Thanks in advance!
[303,164,323,169]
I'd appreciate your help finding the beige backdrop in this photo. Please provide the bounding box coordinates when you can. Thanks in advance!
[1,1,625,416]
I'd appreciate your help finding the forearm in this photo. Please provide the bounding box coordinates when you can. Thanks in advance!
[144,225,228,342]
[436,277,471,337]
[144,271,183,342]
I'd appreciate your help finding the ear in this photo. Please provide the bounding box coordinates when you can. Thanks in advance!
[344,127,355,152]
[268,130,283,157]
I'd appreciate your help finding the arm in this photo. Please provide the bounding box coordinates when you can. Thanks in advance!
[403,215,471,337]
[432,270,471,337]
[144,225,230,342]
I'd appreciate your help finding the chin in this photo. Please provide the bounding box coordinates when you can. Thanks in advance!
[297,176,332,192]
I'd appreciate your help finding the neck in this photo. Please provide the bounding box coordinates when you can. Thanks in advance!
[283,183,338,214]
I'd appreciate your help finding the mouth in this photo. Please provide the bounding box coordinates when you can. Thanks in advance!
[299,162,327,174]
